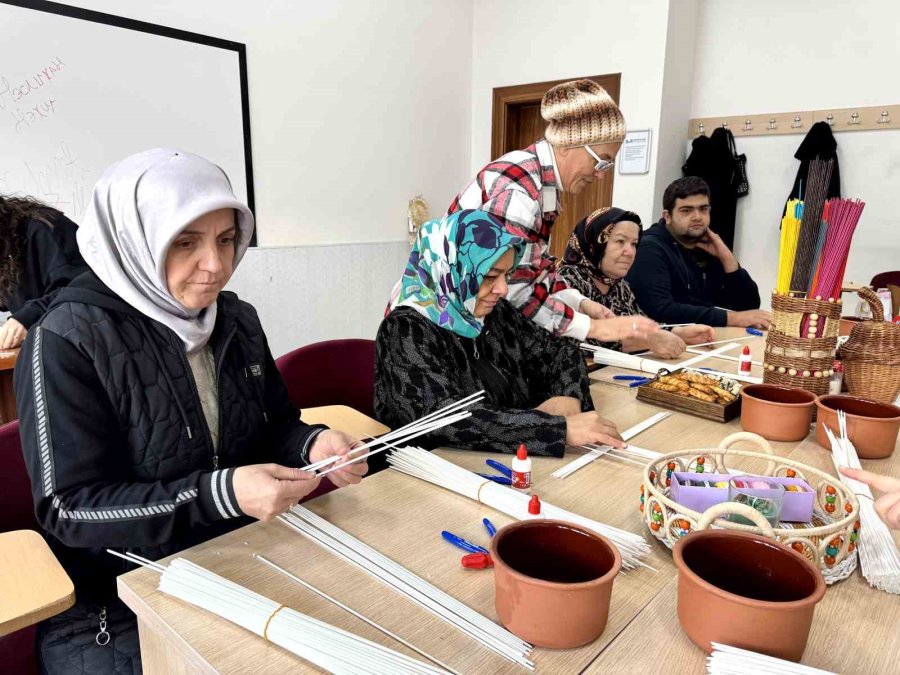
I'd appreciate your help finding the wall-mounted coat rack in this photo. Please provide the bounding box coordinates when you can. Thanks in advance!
[687,104,898,138]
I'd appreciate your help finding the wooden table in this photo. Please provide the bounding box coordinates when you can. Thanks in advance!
[0,348,19,424]
[118,333,900,674]
[0,529,75,636]
[588,326,765,388]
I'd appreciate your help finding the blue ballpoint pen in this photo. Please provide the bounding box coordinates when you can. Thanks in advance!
[746,327,764,336]
[482,518,497,537]
[476,473,513,485]
[485,459,512,478]
[441,530,489,554]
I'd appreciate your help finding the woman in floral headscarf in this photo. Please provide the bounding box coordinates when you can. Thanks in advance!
[557,207,714,357]
[375,209,624,457]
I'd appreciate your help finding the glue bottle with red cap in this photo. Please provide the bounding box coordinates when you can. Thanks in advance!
[738,346,752,375]
[511,443,532,492]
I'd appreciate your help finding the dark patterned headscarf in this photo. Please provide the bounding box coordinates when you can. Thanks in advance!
[559,206,641,286]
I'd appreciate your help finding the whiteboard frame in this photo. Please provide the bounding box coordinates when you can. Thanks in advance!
[2,0,256,244]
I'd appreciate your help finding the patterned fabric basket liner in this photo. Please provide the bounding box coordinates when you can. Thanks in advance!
[639,432,859,585]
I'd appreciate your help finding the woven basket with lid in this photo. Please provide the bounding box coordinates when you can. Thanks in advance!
[841,287,900,402]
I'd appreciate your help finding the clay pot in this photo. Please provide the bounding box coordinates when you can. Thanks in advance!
[673,530,825,662]
[741,384,816,442]
[490,519,621,648]
[839,316,868,337]
[815,395,900,459]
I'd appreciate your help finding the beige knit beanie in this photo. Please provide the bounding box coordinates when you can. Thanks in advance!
[541,80,626,148]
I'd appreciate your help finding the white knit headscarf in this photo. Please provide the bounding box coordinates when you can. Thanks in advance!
[77,149,254,352]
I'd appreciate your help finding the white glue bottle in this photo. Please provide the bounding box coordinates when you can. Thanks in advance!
[511,443,532,492]
[738,346,752,375]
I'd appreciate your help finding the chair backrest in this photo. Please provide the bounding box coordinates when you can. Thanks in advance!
[275,339,376,417]
[870,271,900,290]
[0,423,41,673]
[0,420,39,533]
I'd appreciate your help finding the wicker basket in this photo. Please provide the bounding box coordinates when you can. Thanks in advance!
[639,432,860,584]
[771,292,842,338]
[841,288,900,403]
[765,292,841,396]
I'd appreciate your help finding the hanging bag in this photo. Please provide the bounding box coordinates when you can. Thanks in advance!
[728,131,750,197]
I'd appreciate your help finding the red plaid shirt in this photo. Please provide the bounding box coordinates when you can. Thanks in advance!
[446,140,589,339]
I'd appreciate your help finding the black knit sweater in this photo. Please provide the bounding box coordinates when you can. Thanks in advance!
[374,300,593,457]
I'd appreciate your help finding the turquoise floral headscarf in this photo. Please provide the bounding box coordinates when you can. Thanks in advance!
[392,210,526,338]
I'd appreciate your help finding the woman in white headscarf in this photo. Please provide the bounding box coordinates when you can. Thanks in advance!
[15,149,366,674]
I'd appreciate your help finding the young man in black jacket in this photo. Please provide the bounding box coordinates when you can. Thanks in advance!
[626,177,771,328]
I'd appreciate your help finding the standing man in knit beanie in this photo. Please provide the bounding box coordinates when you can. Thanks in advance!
[445,79,658,343]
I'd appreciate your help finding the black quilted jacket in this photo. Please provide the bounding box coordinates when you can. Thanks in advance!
[14,272,323,604]
[374,301,593,457]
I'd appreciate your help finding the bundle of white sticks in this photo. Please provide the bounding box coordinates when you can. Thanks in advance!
[280,506,535,669]
[387,446,653,571]
[707,643,837,674]
[106,551,447,675]
[306,391,484,477]
[551,412,670,479]
[826,411,900,594]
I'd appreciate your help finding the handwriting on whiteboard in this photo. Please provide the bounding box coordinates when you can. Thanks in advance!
[8,57,65,102]
[0,142,92,218]
[0,57,65,133]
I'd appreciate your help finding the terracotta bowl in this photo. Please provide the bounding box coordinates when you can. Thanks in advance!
[673,530,825,662]
[490,519,621,649]
[741,384,816,442]
[815,395,900,459]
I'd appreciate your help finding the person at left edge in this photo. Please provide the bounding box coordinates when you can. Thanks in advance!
[14,149,367,675]
[0,194,89,348]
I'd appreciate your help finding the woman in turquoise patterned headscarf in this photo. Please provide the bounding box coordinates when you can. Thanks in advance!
[376,208,625,458]
[392,209,526,337]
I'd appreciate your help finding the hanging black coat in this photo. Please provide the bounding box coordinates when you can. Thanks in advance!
[785,121,841,209]
[682,127,742,250]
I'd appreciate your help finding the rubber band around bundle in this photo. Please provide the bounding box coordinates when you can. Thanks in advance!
[476,480,491,504]
[263,604,287,640]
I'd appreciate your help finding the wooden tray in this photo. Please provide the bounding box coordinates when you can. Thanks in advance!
[635,369,743,422]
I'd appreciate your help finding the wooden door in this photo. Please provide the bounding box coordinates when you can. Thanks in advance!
[491,74,621,260]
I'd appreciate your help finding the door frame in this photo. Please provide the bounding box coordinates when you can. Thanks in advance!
[490,73,622,160]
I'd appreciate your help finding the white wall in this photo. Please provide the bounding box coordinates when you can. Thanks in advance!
[654,0,700,215]
[227,242,409,358]
[470,0,672,224]
[690,0,900,308]
[53,0,474,354]
[63,0,473,247]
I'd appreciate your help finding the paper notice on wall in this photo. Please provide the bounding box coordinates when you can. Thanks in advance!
[619,129,652,175]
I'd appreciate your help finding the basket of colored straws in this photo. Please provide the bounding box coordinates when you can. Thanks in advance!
[764,293,841,396]
[840,287,900,403]
[639,432,860,584]
[769,190,865,396]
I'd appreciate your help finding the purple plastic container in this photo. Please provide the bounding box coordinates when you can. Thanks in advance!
[670,472,814,523]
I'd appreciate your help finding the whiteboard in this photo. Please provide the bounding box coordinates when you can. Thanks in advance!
[0,0,254,230]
